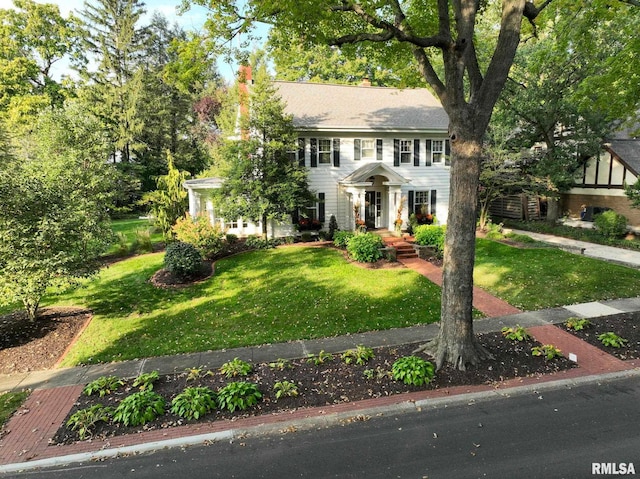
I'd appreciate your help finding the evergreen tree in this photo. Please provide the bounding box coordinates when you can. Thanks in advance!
[213,66,314,238]
[79,0,147,164]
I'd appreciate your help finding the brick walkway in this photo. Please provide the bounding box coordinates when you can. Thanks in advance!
[399,257,522,317]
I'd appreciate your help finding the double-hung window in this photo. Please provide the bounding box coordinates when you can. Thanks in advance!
[432,140,444,163]
[400,140,412,163]
[318,139,332,164]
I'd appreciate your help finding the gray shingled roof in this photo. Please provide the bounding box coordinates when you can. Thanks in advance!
[608,140,640,176]
[274,81,448,133]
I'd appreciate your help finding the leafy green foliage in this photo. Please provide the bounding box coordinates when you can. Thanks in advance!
[245,235,280,249]
[219,358,252,378]
[83,376,124,397]
[413,225,446,255]
[141,155,190,239]
[170,387,217,420]
[565,317,592,331]
[501,325,531,342]
[172,214,226,260]
[341,345,374,365]
[216,382,262,412]
[0,139,115,320]
[183,367,214,381]
[593,211,628,239]
[212,65,314,237]
[273,381,298,399]
[598,332,628,348]
[113,390,166,427]
[531,344,563,360]
[163,241,203,279]
[130,229,154,254]
[132,371,160,391]
[66,404,113,440]
[391,356,435,386]
[333,231,354,249]
[346,233,384,263]
[268,358,292,371]
[307,350,334,366]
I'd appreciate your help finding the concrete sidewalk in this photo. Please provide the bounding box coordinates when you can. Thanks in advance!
[510,229,640,268]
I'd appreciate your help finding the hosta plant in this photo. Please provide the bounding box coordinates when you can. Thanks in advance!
[565,317,592,331]
[133,371,160,391]
[219,358,252,378]
[268,358,293,371]
[170,387,217,420]
[391,356,435,386]
[341,345,374,365]
[83,376,124,397]
[532,344,563,360]
[217,382,262,412]
[113,390,166,427]
[501,325,531,342]
[66,404,113,440]
[184,367,214,381]
[307,350,334,365]
[273,381,299,400]
[598,332,628,348]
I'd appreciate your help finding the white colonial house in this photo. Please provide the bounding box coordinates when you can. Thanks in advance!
[184,78,451,236]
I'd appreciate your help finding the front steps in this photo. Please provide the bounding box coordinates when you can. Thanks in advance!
[374,229,418,260]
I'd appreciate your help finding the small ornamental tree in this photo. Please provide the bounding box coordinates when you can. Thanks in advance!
[212,64,315,238]
[0,130,114,320]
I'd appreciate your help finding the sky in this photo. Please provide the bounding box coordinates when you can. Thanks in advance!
[0,0,261,81]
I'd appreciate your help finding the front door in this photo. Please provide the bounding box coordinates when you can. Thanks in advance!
[365,191,381,229]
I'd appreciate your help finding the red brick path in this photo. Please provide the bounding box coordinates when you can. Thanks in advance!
[399,257,522,317]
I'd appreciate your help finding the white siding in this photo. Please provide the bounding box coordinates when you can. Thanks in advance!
[299,132,450,230]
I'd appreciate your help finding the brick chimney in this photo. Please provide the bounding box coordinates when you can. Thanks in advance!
[237,65,252,139]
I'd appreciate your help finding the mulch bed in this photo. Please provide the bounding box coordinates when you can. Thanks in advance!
[0,307,92,375]
[51,333,576,445]
[559,311,640,360]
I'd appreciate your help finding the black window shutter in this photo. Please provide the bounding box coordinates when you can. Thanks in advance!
[393,139,400,167]
[354,139,361,161]
[445,139,451,166]
[298,138,305,167]
[310,138,318,167]
[408,190,415,214]
[292,208,299,224]
[430,190,437,215]
[413,139,420,166]
[376,139,383,161]
[318,193,325,223]
[425,140,432,166]
[333,138,340,167]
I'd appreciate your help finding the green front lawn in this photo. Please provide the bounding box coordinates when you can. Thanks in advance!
[106,217,164,255]
[51,247,441,366]
[0,391,29,430]
[474,238,640,310]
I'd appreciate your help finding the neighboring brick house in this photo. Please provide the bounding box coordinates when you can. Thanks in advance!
[184,78,451,236]
[562,127,640,225]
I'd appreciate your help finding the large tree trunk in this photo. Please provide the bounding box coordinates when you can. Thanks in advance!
[416,133,493,370]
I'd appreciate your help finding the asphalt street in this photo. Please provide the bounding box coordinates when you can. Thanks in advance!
[11,375,640,479]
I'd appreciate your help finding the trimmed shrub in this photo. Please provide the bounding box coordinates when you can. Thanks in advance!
[172,214,225,260]
[245,235,280,249]
[164,241,203,279]
[413,224,446,255]
[327,215,339,241]
[594,210,628,239]
[333,230,354,249]
[346,232,384,263]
